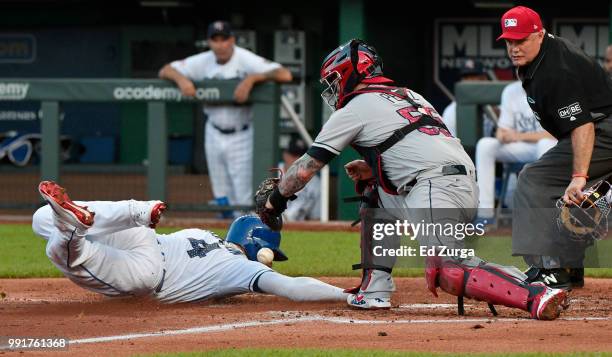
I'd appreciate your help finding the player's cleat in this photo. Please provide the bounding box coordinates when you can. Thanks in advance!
[38,181,94,232]
[346,269,395,310]
[528,282,568,320]
[130,200,167,228]
[523,266,541,282]
[347,293,391,309]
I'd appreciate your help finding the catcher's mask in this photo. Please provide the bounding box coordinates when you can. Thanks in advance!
[556,180,612,242]
[225,215,288,261]
[319,39,392,111]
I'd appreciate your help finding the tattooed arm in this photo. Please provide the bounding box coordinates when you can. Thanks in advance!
[266,154,325,209]
[280,154,325,196]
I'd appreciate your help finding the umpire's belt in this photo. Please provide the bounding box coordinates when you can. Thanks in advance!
[212,123,250,135]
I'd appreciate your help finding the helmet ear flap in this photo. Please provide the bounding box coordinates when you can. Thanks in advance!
[349,39,383,81]
[349,39,361,74]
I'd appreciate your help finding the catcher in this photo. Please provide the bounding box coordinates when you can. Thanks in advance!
[256,39,568,320]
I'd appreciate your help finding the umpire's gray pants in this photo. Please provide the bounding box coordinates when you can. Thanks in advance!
[512,117,612,267]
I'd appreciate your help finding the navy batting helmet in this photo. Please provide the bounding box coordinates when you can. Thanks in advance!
[226,215,288,261]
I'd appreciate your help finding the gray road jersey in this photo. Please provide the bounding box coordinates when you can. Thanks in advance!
[311,89,474,191]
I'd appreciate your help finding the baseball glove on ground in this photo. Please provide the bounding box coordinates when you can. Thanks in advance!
[254,170,296,231]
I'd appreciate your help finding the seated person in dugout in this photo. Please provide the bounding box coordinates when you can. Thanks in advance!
[475,80,556,220]
[32,181,346,304]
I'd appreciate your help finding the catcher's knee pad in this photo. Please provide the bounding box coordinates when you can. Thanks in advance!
[463,265,529,310]
[437,261,468,297]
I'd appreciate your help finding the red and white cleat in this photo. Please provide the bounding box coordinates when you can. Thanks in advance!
[529,282,568,320]
[38,181,94,231]
[130,200,167,228]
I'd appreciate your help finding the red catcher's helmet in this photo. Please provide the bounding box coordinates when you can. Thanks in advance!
[320,39,393,110]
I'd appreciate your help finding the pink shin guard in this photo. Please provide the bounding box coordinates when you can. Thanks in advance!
[433,260,529,311]
[463,267,529,310]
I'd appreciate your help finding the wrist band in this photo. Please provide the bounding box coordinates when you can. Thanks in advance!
[269,187,289,213]
[572,173,589,179]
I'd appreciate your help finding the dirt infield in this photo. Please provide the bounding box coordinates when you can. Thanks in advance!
[1,277,611,356]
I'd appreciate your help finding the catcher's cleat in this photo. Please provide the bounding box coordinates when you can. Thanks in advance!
[130,200,167,228]
[38,181,94,231]
[346,269,394,310]
[528,282,568,320]
[347,293,391,310]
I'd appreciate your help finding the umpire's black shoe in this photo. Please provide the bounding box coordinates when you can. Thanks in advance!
[524,266,541,282]
[569,268,585,289]
[526,267,572,291]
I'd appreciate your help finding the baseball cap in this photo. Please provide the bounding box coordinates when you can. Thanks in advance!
[207,20,233,39]
[497,6,543,41]
[459,59,485,77]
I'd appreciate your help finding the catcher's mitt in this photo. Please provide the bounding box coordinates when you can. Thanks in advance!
[556,179,612,242]
[254,169,296,231]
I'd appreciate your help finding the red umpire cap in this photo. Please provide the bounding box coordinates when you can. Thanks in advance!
[497,6,543,41]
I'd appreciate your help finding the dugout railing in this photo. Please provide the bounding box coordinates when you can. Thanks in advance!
[454,80,513,149]
[0,78,279,211]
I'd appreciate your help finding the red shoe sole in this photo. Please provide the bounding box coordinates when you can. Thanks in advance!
[38,181,94,227]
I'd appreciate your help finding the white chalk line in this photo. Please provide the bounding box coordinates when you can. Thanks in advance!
[399,303,473,309]
[3,297,93,303]
[6,314,602,348]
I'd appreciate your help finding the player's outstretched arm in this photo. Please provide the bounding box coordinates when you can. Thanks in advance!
[278,154,324,197]
[256,271,347,302]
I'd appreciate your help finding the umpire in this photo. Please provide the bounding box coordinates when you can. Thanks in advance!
[497,6,612,289]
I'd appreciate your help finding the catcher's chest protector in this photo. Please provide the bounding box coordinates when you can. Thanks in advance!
[348,86,450,195]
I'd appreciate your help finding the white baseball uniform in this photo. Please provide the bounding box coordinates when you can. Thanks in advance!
[475,81,557,218]
[32,201,345,303]
[171,46,282,208]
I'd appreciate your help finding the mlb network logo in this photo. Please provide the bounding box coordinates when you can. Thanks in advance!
[504,19,518,27]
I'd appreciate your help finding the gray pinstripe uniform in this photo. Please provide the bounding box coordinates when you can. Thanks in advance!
[308,88,478,251]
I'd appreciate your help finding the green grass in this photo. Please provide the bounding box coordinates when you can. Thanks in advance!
[1,224,611,278]
[143,349,612,357]
[0,224,63,278]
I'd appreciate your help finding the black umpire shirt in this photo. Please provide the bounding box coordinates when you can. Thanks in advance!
[518,31,612,139]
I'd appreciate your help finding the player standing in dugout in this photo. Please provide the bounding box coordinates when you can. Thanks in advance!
[497,6,612,288]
